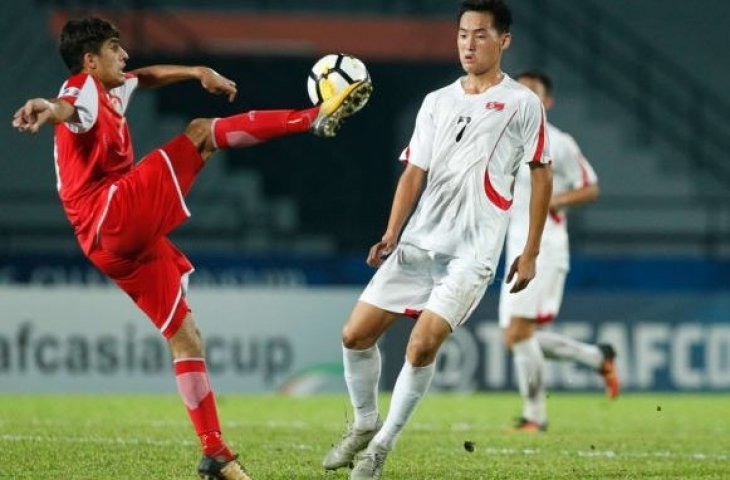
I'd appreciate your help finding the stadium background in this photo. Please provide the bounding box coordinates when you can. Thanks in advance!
[1,0,729,396]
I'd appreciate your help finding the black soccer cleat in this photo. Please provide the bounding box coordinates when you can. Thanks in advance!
[198,454,252,480]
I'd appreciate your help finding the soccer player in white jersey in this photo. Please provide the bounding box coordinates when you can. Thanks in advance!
[321,1,552,478]
[500,70,620,433]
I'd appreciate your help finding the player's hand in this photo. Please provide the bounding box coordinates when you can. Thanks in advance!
[506,254,537,293]
[199,68,237,102]
[366,233,397,268]
[12,99,53,134]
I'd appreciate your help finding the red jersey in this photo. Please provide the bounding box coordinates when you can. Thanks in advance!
[54,72,139,253]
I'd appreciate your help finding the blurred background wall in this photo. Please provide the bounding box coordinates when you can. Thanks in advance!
[1,0,729,393]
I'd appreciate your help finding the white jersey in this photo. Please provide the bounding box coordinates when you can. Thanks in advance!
[505,122,598,270]
[399,75,550,269]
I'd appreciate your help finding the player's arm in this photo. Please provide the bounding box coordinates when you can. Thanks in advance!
[12,98,76,134]
[507,93,553,292]
[367,163,426,267]
[551,137,599,209]
[550,182,599,210]
[508,162,552,292]
[132,65,237,102]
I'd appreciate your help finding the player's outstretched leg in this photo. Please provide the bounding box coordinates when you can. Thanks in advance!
[536,331,620,399]
[210,79,373,151]
[310,79,373,137]
[198,455,252,480]
[598,343,620,399]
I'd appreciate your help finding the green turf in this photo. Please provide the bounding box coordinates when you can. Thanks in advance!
[0,393,727,479]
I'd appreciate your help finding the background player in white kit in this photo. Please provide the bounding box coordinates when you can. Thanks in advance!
[500,70,620,432]
[322,1,553,478]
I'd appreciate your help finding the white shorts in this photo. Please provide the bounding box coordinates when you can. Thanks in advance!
[359,243,493,330]
[498,265,567,328]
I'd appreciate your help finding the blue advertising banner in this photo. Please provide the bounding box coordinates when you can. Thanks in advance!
[382,291,730,392]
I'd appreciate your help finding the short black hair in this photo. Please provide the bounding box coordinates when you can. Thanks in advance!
[59,17,120,74]
[458,0,512,34]
[516,70,553,94]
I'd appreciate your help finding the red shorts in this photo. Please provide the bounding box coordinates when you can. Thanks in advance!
[87,134,204,338]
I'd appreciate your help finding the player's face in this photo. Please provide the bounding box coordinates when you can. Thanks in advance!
[518,77,554,110]
[458,11,510,76]
[89,38,128,89]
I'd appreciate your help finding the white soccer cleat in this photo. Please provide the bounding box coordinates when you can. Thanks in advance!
[350,449,388,480]
[311,80,373,137]
[322,417,383,470]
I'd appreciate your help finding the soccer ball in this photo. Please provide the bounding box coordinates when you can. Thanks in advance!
[307,53,370,107]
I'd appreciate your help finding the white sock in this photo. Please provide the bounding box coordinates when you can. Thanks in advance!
[512,336,547,424]
[536,330,603,370]
[371,359,435,452]
[343,344,381,431]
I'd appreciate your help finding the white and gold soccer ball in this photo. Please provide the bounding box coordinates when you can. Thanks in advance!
[307,53,370,109]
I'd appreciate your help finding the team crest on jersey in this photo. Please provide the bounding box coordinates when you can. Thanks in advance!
[60,86,80,98]
[485,101,505,111]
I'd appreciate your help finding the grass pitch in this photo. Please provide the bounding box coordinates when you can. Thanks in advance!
[0,393,727,479]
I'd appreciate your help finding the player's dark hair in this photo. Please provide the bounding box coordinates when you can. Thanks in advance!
[59,17,120,74]
[516,70,553,94]
[458,0,512,33]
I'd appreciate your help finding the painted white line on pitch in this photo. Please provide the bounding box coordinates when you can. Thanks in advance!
[444,445,728,462]
[572,450,729,461]
[0,433,314,452]
[0,434,196,448]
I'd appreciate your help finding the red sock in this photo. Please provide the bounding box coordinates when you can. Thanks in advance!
[212,107,320,148]
[174,358,234,460]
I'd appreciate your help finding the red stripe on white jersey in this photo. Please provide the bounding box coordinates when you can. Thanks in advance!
[483,111,517,211]
[530,111,547,164]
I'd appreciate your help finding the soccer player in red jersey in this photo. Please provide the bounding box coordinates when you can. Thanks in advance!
[11,17,372,480]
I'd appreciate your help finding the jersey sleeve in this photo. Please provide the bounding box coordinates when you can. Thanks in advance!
[562,134,598,188]
[110,72,139,114]
[399,93,435,170]
[57,73,98,133]
[518,93,551,166]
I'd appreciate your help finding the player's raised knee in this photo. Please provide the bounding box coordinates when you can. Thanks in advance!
[184,117,215,153]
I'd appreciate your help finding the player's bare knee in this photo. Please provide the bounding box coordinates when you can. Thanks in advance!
[406,336,437,367]
[341,324,372,350]
[168,314,205,358]
[342,315,383,350]
[503,328,518,349]
[503,318,535,348]
[184,118,216,158]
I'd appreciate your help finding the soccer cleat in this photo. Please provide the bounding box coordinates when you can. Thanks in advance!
[508,417,548,433]
[598,343,620,399]
[350,450,388,480]
[311,80,373,137]
[322,417,383,471]
[197,454,252,480]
